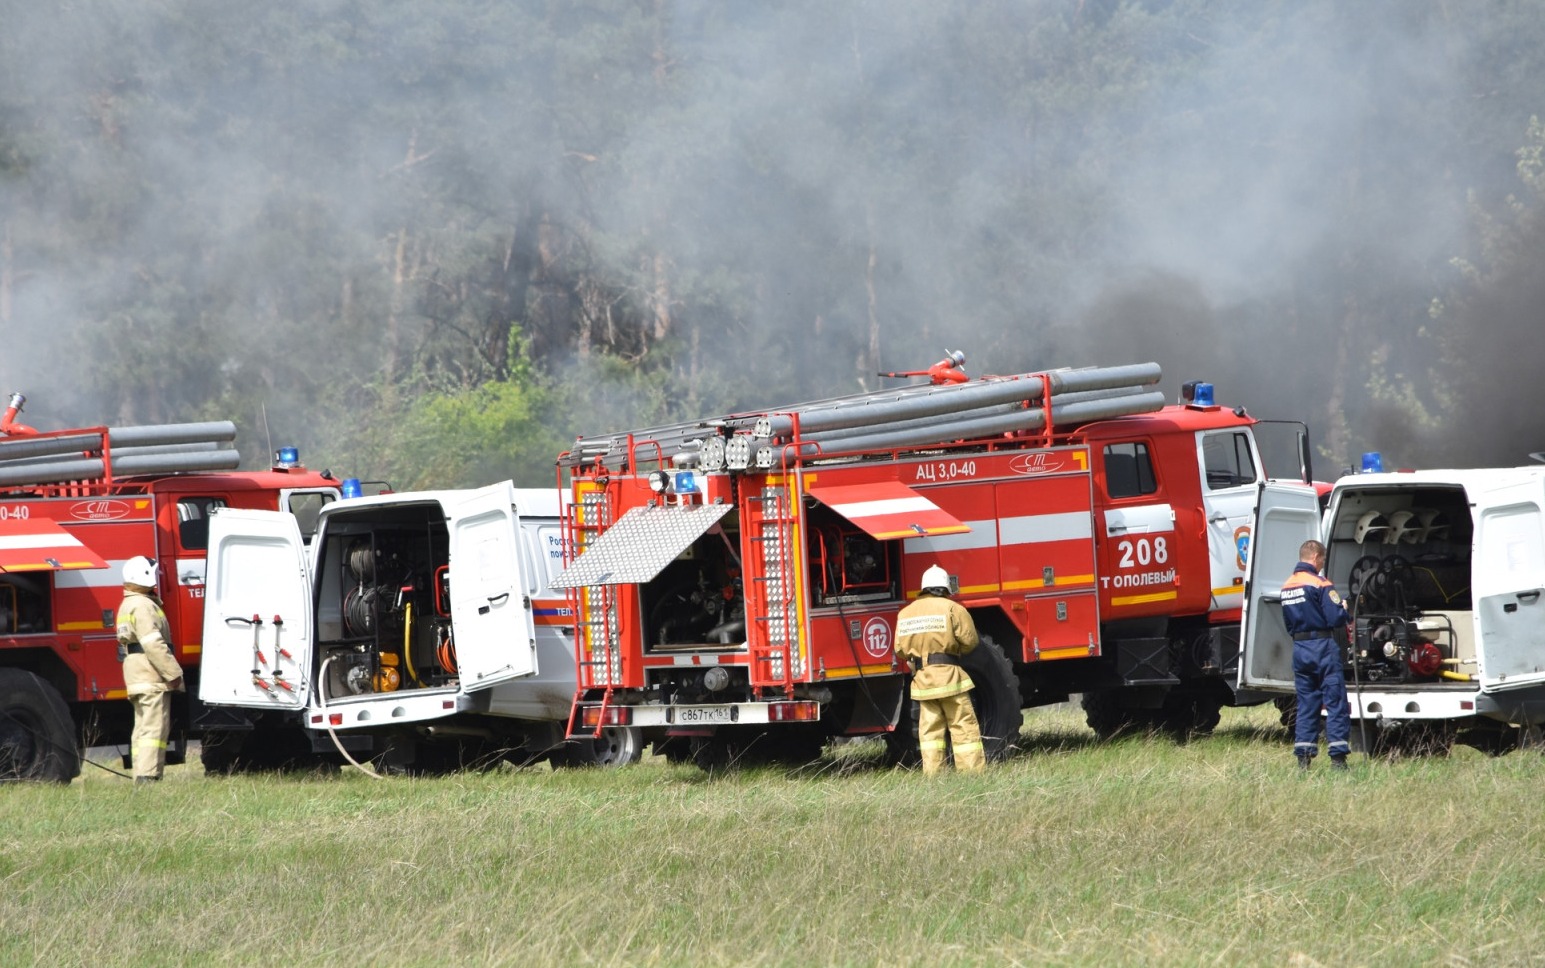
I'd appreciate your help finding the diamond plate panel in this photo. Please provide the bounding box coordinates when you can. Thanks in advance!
[551,502,735,587]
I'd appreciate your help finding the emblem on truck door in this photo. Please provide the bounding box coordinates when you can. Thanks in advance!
[861,616,892,659]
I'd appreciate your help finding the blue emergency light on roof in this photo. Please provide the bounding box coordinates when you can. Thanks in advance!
[342,477,363,498]
[1361,452,1383,474]
[274,446,299,468]
[673,470,700,495]
[1191,382,1214,406]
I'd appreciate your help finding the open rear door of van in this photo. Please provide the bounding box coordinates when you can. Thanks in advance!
[1474,480,1545,690]
[1239,481,1323,692]
[448,481,538,688]
[199,509,313,710]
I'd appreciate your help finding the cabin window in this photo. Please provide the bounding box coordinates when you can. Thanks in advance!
[177,497,228,550]
[1202,432,1257,490]
[285,491,336,543]
[1103,442,1157,499]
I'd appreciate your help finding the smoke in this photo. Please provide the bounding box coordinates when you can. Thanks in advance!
[1,1,1541,470]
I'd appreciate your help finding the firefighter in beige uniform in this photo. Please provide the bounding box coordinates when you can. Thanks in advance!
[894,565,985,775]
[117,556,183,783]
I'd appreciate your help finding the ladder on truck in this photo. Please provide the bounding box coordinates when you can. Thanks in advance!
[745,477,799,693]
[562,485,622,737]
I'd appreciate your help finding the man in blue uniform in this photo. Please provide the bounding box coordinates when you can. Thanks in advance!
[1281,539,1351,770]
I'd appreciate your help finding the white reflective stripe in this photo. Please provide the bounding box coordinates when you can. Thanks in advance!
[999,511,1092,545]
[0,533,90,550]
[906,520,998,553]
[896,614,950,636]
[56,560,131,589]
[824,495,938,519]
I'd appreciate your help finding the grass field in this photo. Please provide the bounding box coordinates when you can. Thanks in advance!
[4,704,1544,967]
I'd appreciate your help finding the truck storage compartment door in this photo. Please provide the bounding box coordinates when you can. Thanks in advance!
[199,509,312,709]
[1239,481,1322,691]
[1474,483,1545,690]
[448,481,538,688]
[0,517,110,572]
[550,502,735,587]
[806,481,970,539]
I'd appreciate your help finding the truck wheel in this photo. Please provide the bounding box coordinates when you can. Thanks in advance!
[555,726,644,768]
[881,711,920,767]
[1273,696,1297,728]
[959,635,1023,761]
[0,669,81,783]
[199,730,248,775]
[1160,690,1223,740]
[1081,688,1145,740]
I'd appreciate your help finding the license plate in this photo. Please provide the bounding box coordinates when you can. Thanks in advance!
[674,705,735,725]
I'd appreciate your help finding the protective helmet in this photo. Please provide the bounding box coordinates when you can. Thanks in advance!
[1416,509,1449,542]
[920,564,951,595]
[1354,511,1389,544]
[1385,509,1419,545]
[123,555,159,587]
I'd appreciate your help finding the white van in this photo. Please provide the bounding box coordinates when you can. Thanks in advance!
[197,481,643,770]
[1241,468,1545,753]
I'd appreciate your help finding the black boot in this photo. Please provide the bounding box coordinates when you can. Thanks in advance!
[1330,755,1348,771]
[1296,753,1312,771]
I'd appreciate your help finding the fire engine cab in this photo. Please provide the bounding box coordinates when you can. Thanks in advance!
[0,393,343,781]
[555,360,1311,767]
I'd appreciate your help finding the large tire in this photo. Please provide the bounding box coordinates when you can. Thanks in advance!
[201,724,322,774]
[554,726,644,768]
[885,637,1024,765]
[1273,696,1297,728]
[199,729,246,775]
[1159,689,1223,740]
[0,669,81,783]
[960,635,1024,761]
[1081,688,1148,740]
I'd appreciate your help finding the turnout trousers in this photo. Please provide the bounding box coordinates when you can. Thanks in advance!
[917,693,985,776]
[128,688,173,780]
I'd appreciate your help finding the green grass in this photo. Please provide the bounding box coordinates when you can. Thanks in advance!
[5,705,1544,967]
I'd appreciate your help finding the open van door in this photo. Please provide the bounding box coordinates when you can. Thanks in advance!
[1239,481,1323,692]
[1474,480,1545,690]
[448,481,538,688]
[199,509,313,709]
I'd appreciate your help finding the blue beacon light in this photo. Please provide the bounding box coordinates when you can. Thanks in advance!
[1361,452,1383,474]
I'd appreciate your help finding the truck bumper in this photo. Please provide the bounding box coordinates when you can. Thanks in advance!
[569,699,821,735]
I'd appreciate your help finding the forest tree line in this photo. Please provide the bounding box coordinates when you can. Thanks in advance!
[2,0,1543,486]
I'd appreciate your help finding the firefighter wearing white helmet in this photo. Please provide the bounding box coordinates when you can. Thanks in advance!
[893,564,985,775]
[116,556,184,784]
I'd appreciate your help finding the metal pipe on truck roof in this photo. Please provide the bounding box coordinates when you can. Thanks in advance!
[802,383,1158,449]
[776,389,1167,460]
[0,440,221,468]
[107,421,237,448]
[559,363,1164,470]
[0,432,106,462]
[0,449,242,487]
[755,363,1161,438]
[0,421,238,464]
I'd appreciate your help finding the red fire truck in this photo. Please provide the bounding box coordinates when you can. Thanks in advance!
[0,393,344,781]
[554,360,1311,767]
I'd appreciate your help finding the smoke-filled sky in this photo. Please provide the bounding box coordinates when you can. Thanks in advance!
[2,1,1541,470]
